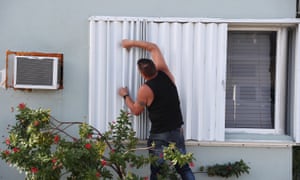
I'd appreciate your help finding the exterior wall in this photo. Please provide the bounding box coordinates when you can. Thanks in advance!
[130,143,293,180]
[0,0,297,179]
[0,143,293,180]
[189,144,292,180]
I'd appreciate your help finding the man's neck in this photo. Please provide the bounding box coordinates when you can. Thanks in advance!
[145,71,158,81]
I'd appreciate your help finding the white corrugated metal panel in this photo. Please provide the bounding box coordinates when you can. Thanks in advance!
[275,28,288,134]
[89,20,144,134]
[89,17,228,141]
[293,24,300,143]
[146,21,227,141]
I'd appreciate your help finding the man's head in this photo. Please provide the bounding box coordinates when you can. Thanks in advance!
[137,58,157,78]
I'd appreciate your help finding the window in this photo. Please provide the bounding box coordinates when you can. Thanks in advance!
[225,28,288,134]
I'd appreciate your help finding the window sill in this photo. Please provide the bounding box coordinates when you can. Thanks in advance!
[138,137,295,148]
[215,132,295,147]
[184,140,295,148]
[225,132,293,141]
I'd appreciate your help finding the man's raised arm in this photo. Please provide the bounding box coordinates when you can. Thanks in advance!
[121,39,175,83]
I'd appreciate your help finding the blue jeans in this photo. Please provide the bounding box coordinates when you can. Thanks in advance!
[147,128,195,180]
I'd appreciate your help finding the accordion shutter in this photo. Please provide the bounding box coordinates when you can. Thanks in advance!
[89,16,227,141]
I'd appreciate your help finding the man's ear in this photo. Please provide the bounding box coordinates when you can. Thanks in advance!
[140,72,146,79]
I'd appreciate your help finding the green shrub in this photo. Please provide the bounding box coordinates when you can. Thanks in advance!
[1,103,194,180]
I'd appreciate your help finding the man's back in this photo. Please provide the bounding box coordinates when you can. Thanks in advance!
[146,71,183,133]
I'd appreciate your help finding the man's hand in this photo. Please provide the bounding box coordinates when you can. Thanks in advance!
[121,39,132,49]
[118,87,129,97]
[120,39,175,83]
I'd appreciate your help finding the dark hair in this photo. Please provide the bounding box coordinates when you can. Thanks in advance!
[137,58,157,78]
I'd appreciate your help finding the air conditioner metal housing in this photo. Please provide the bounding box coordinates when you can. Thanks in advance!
[13,56,61,89]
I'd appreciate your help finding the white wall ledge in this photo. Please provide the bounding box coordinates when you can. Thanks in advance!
[184,140,295,148]
[137,140,295,148]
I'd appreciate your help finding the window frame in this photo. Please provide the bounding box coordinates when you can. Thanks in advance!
[225,26,288,135]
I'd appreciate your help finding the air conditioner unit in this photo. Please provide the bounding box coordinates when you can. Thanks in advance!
[13,56,62,89]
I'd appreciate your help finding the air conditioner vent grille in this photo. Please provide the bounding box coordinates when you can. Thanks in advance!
[16,57,54,86]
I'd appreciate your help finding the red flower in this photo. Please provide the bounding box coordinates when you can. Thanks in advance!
[52,158,57,163]
[18,103,26,110]
[87,134,93,139]
[189,161,195,167]
[13,147,20,153]
[4,150,10,155]
[31,167,38,174]
[53,135,60,144]
[85,143,92,149]
[33,120,39,127]
[110,149,115,154]
[5,138,10,145]
[101,159,107,166]
[159,153,163,158]
[96,172,101,177]
[143,177,149,180]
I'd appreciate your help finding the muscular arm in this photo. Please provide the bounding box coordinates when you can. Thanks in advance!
[119,39,175,115]
[118,85,152,115]
[122,39,175,83]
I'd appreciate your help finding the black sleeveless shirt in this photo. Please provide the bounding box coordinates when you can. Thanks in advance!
[145,71,183,133]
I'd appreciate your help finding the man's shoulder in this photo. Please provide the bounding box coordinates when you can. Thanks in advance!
[139,84,152,93]
[139,84,154,106]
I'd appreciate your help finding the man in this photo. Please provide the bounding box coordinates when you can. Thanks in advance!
[118,39,195,180]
